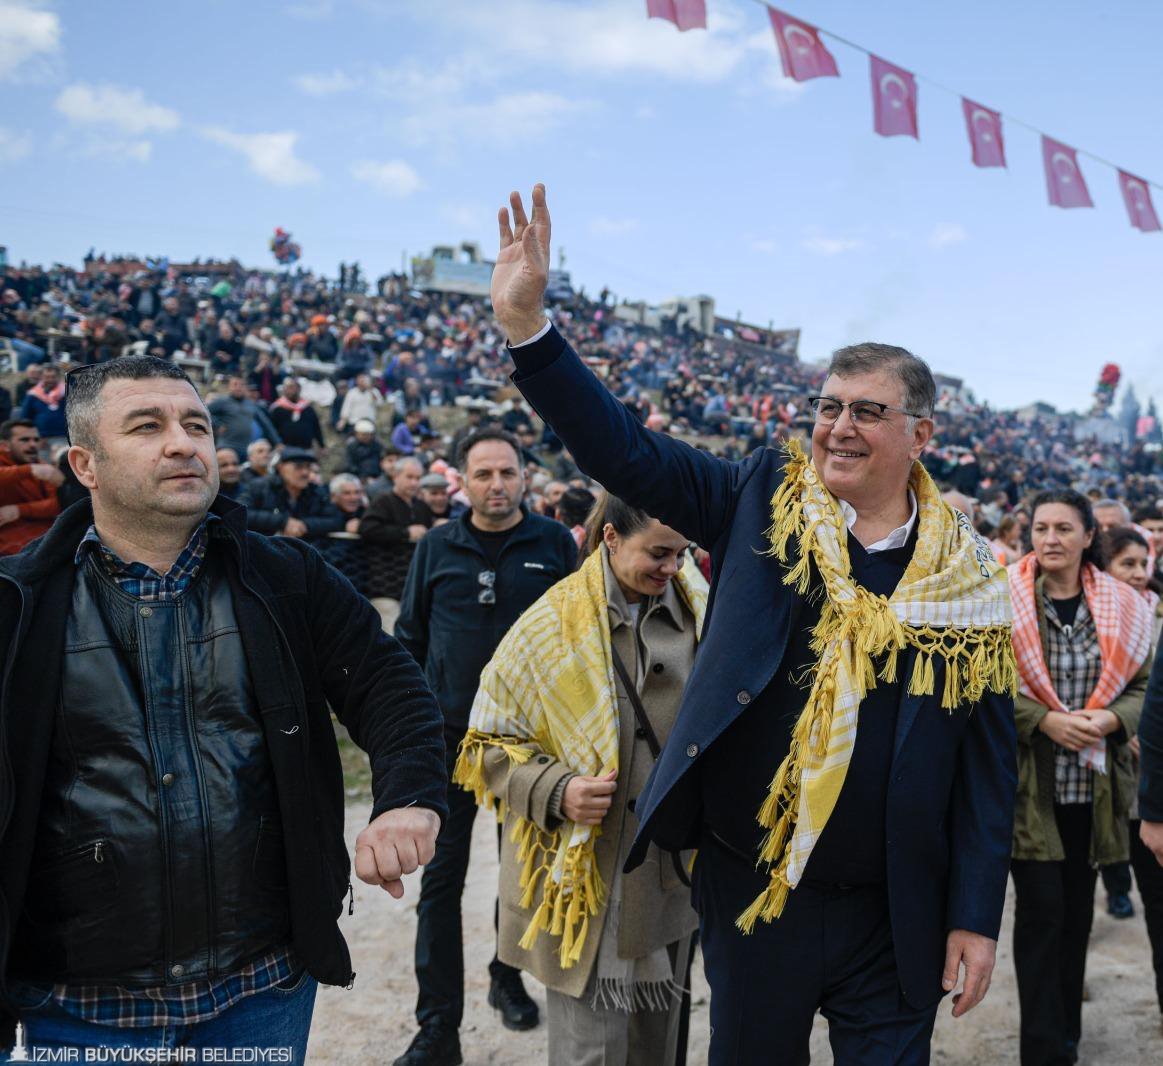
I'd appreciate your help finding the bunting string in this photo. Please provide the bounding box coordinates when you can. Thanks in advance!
[646,0,1161,232]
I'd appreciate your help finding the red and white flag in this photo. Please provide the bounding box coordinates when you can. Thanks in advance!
[646,0,706,32]
[768,8,838,82]
[870,56,917,139]
[961,98,1005,167]
[1042,137,1092,208]
[1118,170,1161,232]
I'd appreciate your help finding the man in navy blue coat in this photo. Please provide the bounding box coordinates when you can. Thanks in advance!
[487,186,1017,1066]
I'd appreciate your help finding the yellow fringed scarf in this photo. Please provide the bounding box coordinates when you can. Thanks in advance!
[454,548,708,968]
[737,440,1017,933]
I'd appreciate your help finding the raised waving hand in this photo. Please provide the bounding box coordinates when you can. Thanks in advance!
[491,184,551,344]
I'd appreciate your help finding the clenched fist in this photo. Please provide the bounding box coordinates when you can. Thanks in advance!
[354,806,441,899]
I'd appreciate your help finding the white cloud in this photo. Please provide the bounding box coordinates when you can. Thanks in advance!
[420,0,756,84]
[589,216,640,237]
[402,91,593,149]
[0,125,30,161]
[929,222,968,249]
[351,158,423,197]
[0,1,59,79]
[369,56,497,106]
[201,128,320,186]
[55,83,180,134]
[748,237,777,255]
[356,1,801,157]
[803,235,864,256]
[294,69,357,96]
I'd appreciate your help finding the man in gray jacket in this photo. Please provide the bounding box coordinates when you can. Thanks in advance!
[208,375,281,459]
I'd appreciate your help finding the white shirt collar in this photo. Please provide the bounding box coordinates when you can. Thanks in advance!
[839,490,918,553]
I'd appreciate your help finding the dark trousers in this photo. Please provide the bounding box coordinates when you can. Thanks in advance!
[1100,859,1131,897]
[414,772,516,1029]
[1010,803,1097,1066]
[1129,819,1163,1013]
[694,832,938,1066]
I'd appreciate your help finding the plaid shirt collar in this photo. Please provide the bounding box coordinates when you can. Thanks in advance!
[75,515,219,602]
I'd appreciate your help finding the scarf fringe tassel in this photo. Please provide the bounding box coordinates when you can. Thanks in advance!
[453,731,607,968]
[591,976,686,1014]
[737,444,1017,934]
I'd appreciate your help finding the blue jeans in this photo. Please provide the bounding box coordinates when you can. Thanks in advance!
[2,970,317,1063]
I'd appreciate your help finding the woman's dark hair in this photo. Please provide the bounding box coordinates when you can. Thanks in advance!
[583,489,652,557]
[1029,489,1105,570]
[556,486,595,529]
[1102,524,1149,566]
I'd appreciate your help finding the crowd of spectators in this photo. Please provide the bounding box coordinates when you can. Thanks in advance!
[2,255,1162,598]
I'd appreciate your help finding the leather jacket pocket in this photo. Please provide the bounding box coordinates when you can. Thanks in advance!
[26,839,119,928]
[253,816,289,891]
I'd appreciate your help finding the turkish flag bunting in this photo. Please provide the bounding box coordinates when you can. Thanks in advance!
[646,0,706,32]
[768,8,838,82]
[870,56,918,138]
[961,98,1005,168]
[1118,171,1161,232]
[1042,137,1093,208]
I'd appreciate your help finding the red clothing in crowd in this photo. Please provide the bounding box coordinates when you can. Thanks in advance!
[0,449,61,555]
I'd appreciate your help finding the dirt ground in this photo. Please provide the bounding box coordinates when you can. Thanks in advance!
[307,801,1163,1065]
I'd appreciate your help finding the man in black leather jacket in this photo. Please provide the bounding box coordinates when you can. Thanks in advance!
[0,357,447,1058]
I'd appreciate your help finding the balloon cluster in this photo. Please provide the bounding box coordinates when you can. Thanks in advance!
[270,227,301,265]
[1093,362,1121,413]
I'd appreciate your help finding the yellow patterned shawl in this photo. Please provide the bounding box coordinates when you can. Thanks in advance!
[454,548,707,968]
[737,440,1017,933]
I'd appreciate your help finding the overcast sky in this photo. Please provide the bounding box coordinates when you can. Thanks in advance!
[2,0,1161,414]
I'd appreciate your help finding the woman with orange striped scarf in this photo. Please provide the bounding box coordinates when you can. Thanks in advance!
[1007,490,1154,1066]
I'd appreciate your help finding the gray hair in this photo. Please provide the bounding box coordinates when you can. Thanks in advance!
[329,473,362,497]
[247,438,272,458]
[393,457,422,477]
[827,342,936,419]
[1093,498,1130,521]
[65,357,197,452]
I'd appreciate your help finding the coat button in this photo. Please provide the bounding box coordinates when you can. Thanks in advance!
[686,743,699,758]
[635,726,647,739]
[170,964,184,978]
[652,662,664,674]
[736,690,752,705]
[537,755,550,764]
[161,773,174,786]
[139,605,153,618]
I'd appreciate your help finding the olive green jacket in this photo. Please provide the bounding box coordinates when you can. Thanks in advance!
[1012,578,1153,865]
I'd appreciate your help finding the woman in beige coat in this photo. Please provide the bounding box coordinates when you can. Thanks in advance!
[455,492,706,1066]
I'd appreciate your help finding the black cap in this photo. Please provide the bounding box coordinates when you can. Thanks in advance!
[275,447,315,465]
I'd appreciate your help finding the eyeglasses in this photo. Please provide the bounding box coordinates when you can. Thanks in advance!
[808,396,927,429]
[477,569,495,606]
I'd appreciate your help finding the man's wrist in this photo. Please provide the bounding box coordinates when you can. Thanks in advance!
[503,316,549,347]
